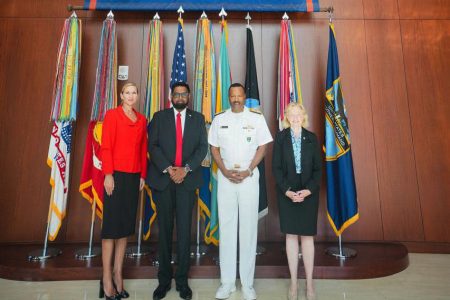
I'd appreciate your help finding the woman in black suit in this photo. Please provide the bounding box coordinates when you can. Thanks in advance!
[272,102,322,300]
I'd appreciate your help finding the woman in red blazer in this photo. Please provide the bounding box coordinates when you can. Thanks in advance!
[100,82,147,300]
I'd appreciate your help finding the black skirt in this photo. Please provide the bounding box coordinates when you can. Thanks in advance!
[101,171,140,239]
[277,174,319,236]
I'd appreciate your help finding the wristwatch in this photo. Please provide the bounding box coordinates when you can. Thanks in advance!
[184,164,191,173]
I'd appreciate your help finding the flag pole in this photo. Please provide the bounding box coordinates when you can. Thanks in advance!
[126,189,151,257]
[67,5,335,13]
[325,234,357,259]
[190,196,208,257]
[75,197,101,260]
[28,188,62,261]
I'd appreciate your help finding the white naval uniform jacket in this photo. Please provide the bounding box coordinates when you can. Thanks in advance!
[208,106,273,170]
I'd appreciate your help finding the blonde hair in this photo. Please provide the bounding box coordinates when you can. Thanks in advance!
[282,102,309,129]
[121,82,139,94]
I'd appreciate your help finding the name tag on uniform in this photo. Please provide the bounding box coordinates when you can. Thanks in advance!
[244,125,255,142]
[220,126,228,128]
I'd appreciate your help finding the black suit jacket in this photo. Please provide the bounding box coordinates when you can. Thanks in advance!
[147,108,208,191]
[272,128,322,195]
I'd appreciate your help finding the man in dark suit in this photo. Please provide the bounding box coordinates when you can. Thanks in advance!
[147,82,208,300]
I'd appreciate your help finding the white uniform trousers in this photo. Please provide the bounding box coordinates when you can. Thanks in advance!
[217,168,260,288]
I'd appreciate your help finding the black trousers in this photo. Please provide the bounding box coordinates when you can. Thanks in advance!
[153,182,196,287]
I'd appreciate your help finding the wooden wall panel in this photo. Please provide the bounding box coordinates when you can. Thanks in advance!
[398,0,450,19]
[365,20,424,241]
[117,20,146,107]
[0,0,81,18]
[0,18,62,242]
[332,20,383,240]
[401,20,450,242]
[0,20,12,242]
[363,0,399,19]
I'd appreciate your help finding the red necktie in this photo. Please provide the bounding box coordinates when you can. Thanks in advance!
[175,112,183,167]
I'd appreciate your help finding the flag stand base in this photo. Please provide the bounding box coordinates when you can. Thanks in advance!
[75,247,101,260]
[190,244,208,257]
[152,254,177,266]
[325,235,357,259]
[125,245,151,257]
[27,248,61,261]
[256,244,266,255]
[325,246,357,259]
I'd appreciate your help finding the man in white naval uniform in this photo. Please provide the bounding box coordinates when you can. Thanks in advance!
[209,83,273,300]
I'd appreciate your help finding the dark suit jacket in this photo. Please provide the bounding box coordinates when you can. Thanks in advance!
[272,128,322,195]
[147,108,208,191]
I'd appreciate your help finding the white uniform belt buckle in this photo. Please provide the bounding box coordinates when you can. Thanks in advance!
[233,164,241,169]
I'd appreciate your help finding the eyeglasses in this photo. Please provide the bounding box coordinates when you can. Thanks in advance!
[172,92,189,99]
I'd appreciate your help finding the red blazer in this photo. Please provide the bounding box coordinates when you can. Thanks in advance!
[101,107,148,179]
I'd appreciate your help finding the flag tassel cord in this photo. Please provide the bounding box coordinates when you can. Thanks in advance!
[67,5,334,13]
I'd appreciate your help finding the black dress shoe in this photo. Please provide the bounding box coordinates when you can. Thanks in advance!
[177,285,192,300]
[153,283,171,300]
[99,280,121,300]
[112,280,129,298]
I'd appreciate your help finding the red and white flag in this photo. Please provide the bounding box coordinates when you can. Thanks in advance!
[47,121,72,241]
[79,121,105,219]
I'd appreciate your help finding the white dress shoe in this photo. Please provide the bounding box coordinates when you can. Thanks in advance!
[242,286,257,300]
[215,284,236,299]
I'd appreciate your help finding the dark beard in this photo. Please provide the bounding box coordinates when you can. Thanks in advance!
[172,101,188,110]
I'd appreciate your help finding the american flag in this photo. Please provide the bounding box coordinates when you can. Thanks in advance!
[168,18,187,106]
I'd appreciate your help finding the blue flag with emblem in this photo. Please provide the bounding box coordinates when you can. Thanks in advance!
[324,22,358,236]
